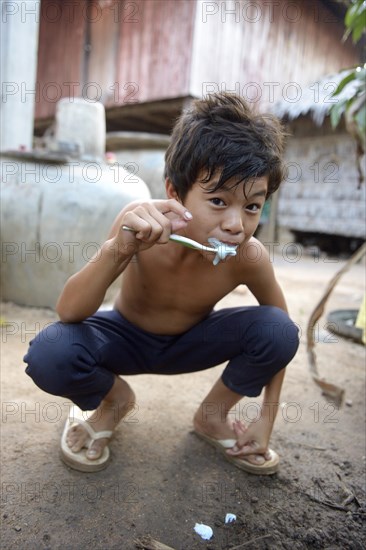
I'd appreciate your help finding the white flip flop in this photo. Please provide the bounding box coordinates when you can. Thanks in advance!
[194,430,279,475]
[60,405,113,472]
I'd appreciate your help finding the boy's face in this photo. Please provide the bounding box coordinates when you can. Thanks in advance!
[166,174,268,247]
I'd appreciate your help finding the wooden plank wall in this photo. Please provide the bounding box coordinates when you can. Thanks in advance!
[35,0,86,120]
[35,0,360,122]
[114,0,195,104]
[278,130,366,237]
[87,1,120,105]
[189,0,359,110]
[35,0,196,122]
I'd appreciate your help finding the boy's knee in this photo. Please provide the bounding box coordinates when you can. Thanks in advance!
[263,306,299,363]
[23,324,88,397]
[24,322,115,411]
[244,306,299,364]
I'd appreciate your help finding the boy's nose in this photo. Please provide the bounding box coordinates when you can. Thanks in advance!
[221,211,244,234]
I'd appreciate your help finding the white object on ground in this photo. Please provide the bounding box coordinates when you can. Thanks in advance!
[225,513,237,524]
[194,523,213,540]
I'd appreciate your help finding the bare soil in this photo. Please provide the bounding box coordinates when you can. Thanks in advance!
[1,253,365,550]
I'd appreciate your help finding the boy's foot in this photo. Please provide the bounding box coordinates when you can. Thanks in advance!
[61,378,135,472]
[193,415,278,474]
[61,406,114,472]
[65,403,127,460]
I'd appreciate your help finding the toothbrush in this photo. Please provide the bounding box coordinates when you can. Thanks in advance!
[121,226,238,265]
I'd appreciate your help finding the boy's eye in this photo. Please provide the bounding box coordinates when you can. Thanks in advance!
[210,197,225,206]
[246,203,262,212]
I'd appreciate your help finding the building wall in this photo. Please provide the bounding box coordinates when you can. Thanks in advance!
[277,120,366,238]
[189,0,359,109]
[35,0,196,121]
[114,0,195,104]
[35,0,86,120]
[35,0,360,125]
[0,0,40,151]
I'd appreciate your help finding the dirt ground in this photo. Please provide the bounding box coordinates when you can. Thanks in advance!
[1,251,365,550]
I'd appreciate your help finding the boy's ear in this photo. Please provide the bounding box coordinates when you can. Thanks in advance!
[165,178,180,201]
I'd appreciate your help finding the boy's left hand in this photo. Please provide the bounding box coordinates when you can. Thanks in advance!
[226,418,273,461]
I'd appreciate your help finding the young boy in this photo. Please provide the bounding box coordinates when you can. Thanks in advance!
[24,92,299,474]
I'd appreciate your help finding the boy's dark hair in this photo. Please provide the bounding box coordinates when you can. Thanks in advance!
[164,92,286,200]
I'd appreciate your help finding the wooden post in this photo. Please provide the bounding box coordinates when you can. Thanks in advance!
[267,189,280,243]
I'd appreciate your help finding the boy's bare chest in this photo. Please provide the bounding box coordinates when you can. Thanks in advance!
[124,251,242,314]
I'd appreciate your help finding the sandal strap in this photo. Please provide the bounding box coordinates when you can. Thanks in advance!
[91,430,113,440]
[71,418,113,441]
[217,439,237,448]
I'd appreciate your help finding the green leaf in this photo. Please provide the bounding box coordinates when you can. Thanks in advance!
[355,104,366,135]
[344,0,366,44]
[333,70,356,96]
[352,18,366,42]
[330,100,347,128]
[352,75,366,96]
[345,0,365,26]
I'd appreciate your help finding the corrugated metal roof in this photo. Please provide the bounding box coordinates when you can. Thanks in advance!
[271,69,363,125]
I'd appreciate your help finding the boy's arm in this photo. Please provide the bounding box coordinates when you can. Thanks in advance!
[226,368,286,459]
[56,199,192,323]
[55,238,133,323]
[244,240,287,313]
[227,242,291,457]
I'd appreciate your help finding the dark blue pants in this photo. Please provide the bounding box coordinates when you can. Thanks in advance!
[24,307,299,410]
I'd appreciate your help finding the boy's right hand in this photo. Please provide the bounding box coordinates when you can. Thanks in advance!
[56,200,192,323]
[110,199,193,257]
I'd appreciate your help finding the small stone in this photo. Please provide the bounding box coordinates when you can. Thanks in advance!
[294,454,300,459]
[345,399,353,407]
[14,526,21,532]
[251,496,259,503]
[304,527,323,544]
[3,513,8,519]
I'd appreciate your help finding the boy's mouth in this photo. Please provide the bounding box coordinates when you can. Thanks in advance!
[207,238,238,265]
[209,238,240,248]
[220,240,240,247]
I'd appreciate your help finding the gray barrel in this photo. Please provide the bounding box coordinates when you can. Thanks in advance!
[1,155,150,308]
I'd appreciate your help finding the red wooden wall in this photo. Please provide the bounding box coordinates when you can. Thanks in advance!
[35,0,360,125]
[35,0,196,121]
[35,0,86,119]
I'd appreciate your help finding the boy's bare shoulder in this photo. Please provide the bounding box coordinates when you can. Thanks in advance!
[237,237,271,274]
[236,238,286,309]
